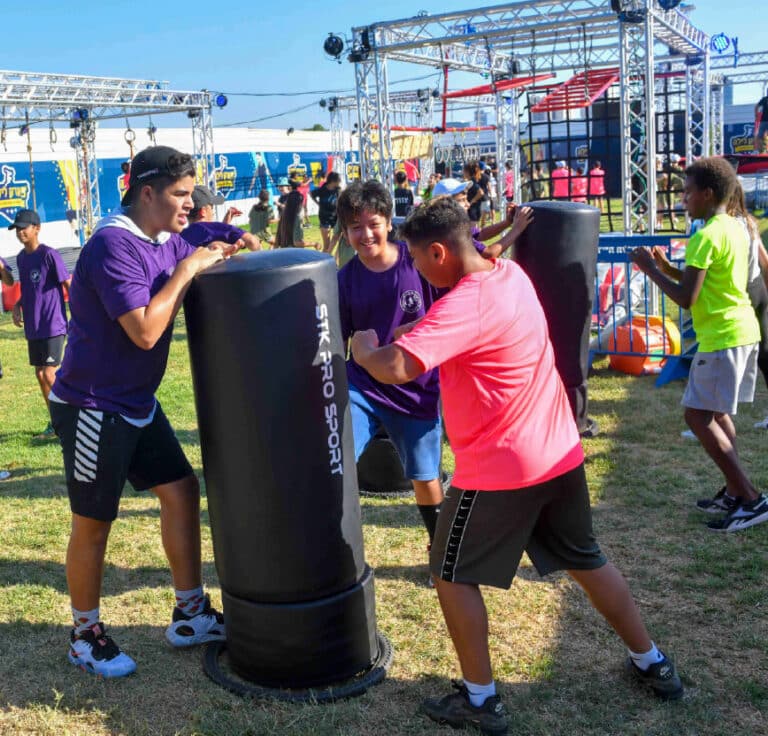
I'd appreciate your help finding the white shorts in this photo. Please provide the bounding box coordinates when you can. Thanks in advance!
[681,344,758,415]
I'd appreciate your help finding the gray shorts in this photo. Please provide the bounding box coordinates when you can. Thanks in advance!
[681,344,758,415]
[430,463,606,589]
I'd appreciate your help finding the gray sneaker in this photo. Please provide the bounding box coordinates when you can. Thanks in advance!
[627,653,684,700]
[420,680,508,735]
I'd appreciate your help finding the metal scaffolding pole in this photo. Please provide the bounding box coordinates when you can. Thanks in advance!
[711,82,724,156]
[191,104,215,191]
[619,10,654,234]
[73,120,100,246]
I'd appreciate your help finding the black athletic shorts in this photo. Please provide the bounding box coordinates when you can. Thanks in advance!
[319,215,337,229]
[430,463,606,589]
[27,334,65,367]
[50,401,194,522]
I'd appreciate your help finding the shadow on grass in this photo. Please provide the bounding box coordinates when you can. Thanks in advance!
[0,558,219,595]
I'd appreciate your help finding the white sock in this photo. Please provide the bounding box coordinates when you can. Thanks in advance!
[72,607,99,636]
[629,642,664,671]
[174,586,206,616]
[464,678,496,707]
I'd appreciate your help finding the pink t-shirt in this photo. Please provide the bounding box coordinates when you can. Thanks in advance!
[571,175,588,202]
[551,168,570,198]
[397,259,583,491]
[588,168,606,196]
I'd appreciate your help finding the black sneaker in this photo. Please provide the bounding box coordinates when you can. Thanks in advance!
[707,493,768,532]
[68,622,137,678]
[420,680,508,735]
[627,653,683,700]
[695,486,738,514]
[165,593,226,647]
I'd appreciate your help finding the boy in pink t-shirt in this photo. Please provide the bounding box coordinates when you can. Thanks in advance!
[351,198,683,734]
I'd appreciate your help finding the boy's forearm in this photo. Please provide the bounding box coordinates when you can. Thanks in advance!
[355,344,419,385]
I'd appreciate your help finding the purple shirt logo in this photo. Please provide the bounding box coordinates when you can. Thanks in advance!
[30,269,41,284]
[400,289,423,314]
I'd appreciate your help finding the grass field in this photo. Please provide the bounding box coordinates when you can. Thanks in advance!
[1,247,768,735]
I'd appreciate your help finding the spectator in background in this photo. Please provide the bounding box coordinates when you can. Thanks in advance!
[276,177,291,220]
[0,255,14,381]
[311,171,342,253]
[10,209,71,437]
[275,179,310,248]
[394,170,415,218]
[421,173,440,203]
[504,160,515,202]
[571,166,588,204]
[182,186,260,251]
[532,163,549,200]
[551,160,571,200]
[753,86,768,152]
[248,190,275,247]
[297,175,311,226]
[588,161,606,212]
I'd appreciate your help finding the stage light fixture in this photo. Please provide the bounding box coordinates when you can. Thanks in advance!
[215,94,228,108]
[323,34,345,61]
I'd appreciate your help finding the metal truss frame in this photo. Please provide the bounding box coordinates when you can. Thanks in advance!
[351,0,708,234]
[0,69,213,242]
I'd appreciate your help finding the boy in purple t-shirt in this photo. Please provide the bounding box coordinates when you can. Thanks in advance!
[9,209,71,436]
[49,146,237,678]
[182,185,261,251]
[337,180,444,549]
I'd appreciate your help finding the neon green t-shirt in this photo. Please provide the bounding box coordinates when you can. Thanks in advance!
[685,213,759,352]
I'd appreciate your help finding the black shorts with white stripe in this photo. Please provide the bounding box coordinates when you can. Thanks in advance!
[429,463,606,589]
[50,401,194,522]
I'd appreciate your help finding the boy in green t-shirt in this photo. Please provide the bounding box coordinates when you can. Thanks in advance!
[631,157,768,533]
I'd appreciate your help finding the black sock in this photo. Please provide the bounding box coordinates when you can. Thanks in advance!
[417,503,441,543]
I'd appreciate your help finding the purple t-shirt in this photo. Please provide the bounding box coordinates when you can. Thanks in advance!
[53,227,195,418]
[338,241,441,420]
[181,221,244,248]
[16,244,69,341]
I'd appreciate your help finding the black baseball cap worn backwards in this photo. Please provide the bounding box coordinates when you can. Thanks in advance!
[8,209,41,230]
[121,145,187,206]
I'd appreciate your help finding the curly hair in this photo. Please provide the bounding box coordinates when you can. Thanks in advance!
[685,157,737,206]
[336,180,392,230]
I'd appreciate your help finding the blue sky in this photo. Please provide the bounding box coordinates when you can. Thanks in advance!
[2,1,762,130]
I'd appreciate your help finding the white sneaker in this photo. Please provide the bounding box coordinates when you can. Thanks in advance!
[680,429,698,441]
[753,416,768,429]
[165,594,226,648]
[0,470,10,481]
[68,623,137,678]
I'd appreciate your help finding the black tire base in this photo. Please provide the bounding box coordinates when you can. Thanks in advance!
[202,631,393,703]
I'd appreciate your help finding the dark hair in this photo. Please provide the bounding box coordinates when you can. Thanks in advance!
[394,170,408,185]
[463,161,479,178]
[126,152,195,207]
[326,171,341,186]
[275,190,304,246]
[289,178,301,190]
[336,180,392,229]
[577,166,584,175]
[400,197,473,253]
[258,189,270,202]
[685,157,737,205]
[593,160,602,168]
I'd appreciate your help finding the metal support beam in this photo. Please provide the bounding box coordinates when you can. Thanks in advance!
[191,104,215,190]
